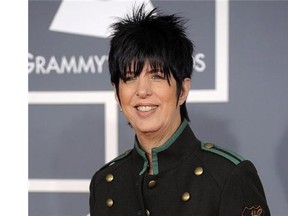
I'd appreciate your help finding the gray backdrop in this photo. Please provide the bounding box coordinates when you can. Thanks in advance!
[28,0,288,215]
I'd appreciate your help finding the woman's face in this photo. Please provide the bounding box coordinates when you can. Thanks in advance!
[116,62,190,139]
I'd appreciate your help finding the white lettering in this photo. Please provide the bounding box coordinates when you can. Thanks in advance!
[194,53,206,72]
[28,53,205,74]
[28,53,34,74]
[60,56,77,74]
[94,55,108,74]
[35,55,46,74]
[28,53,108,75]
[46,56,60,73]
[78,56,95,74]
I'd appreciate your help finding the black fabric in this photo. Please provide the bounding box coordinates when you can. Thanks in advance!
[89,124,270,216]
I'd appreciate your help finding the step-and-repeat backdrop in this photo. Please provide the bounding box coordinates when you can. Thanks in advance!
[28,0,288,215]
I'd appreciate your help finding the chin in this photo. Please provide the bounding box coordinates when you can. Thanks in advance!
[133,123,160,134]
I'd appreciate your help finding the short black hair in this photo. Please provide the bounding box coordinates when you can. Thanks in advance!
[108,4,194,121]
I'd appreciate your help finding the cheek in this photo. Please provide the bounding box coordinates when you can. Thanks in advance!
[158,92,178,110]
[162,86,178,102]
[118,88,134,106]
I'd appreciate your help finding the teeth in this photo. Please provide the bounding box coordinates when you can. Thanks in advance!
[136,106,156,112]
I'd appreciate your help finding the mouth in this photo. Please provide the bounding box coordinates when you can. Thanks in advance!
[135,105,158,112]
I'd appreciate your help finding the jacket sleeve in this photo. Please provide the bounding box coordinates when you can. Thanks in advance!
[218,160,270,215]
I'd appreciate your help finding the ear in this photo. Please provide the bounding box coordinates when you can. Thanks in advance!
[178,78,191,106]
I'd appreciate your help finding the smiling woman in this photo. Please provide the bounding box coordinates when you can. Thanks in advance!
[89,4,270,216]
[117,62,190,156]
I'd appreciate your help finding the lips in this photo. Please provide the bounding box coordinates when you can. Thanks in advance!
[135,105,158,112]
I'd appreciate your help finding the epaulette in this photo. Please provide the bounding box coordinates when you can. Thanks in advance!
[99,149,133,171]
[201,142,245,165]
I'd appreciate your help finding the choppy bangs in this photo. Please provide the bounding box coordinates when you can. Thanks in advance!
[117,44,173,82]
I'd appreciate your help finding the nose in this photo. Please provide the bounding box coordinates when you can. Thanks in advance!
[136,77,151,98]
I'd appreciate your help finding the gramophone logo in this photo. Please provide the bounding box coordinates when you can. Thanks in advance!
[49,0,155,38]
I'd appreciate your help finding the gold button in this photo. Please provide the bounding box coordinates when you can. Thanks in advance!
[204,143,214,149]
[181,192,190,202]
[106,173,114,183]
[146,209,150,216]
[106,198,114,207]
[194,167,204,176]
[148,180,157,189]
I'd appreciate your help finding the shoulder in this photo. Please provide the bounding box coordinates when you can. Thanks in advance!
[195,142,247,187]
[200,142,245,165]
[90,149,133,184]
[99,149,133,171]
[197,143,269,214]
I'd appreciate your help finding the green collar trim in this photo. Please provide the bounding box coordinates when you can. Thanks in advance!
[134,141,149,175]
[135,119,188,175]
[201,142,245,165]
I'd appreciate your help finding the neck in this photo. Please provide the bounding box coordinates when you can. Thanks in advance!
[136,118,182,174]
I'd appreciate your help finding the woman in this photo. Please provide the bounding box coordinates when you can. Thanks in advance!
[89,5,270,216]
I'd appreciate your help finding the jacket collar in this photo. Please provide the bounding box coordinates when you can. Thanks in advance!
[132,119,199,175]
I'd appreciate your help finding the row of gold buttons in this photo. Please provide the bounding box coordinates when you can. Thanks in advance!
[182,166,203,202]
[104,165,204,207]
[105,174,114,207]
[147,166,203,189]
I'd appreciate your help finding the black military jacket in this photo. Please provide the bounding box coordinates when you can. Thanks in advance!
[90,120,270,216]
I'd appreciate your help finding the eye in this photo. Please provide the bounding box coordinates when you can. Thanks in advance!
[124,72,137,82]
[151,71,166,80]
